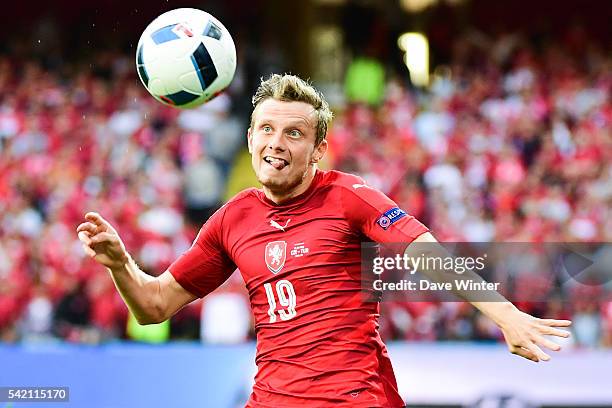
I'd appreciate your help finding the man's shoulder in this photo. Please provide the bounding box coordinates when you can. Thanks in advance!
[227,187,260,203]
[205,188,261,228]
[320,170,366,191]
[320,170,390,212]
[222,188,261,212]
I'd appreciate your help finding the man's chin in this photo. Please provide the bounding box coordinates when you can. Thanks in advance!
[257,174,299,194]
[259,177,288,192]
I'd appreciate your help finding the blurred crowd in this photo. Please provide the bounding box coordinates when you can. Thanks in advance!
[0,52,247,343]
[339,30,611,347]
[0,26,610,347]
[333,30,611,346]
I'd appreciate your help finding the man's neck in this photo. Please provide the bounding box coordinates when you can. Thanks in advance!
[263,166,317,205]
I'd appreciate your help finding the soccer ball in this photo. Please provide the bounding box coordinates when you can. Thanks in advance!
[136,8,237,109]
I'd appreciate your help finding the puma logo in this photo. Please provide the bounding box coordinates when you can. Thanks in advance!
[352,183,368,189]
[270,219,291,232]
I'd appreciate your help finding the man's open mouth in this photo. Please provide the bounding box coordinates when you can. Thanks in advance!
[263,156,289,170]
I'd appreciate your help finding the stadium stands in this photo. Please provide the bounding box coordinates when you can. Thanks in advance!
[0,23,610,347]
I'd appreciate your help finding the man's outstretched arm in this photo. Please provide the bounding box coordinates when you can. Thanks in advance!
[77,212,196,324]
[409,232,572,362]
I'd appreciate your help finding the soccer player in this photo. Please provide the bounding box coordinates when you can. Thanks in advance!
[77,74,571,408]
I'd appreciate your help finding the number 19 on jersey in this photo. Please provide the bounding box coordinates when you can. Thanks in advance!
[264,280,297,323]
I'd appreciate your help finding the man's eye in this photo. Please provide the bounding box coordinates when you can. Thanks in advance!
[289,130,301,138]
[263,125,272,132]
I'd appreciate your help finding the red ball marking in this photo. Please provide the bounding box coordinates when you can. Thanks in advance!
[159,95,175,105]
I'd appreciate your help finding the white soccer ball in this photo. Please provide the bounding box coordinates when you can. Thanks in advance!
[136,8,237,109]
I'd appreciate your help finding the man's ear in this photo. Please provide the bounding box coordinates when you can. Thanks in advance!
[247,128,253,154]
[312,139,328,163]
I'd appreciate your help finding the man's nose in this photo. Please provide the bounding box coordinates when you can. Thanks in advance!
[267,131,286,151]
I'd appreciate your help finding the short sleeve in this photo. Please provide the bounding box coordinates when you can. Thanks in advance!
[342,180,429,252]
[168,206,237,298]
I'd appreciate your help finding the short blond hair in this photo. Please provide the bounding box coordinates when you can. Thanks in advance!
[251,74,333,146]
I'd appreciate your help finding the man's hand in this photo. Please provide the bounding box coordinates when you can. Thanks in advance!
[485,303,572,362]
[410,233,573,363]
[76,212,129,270]
[76,212,196,324]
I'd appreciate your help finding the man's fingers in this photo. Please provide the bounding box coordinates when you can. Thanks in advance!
[78,232,96,257]
[538,325,571,338]
[511,346,539,362]
[85,212,113,231]
[77,222,97,235]
[525,342,550,362]
[539,319,572,327]
[90,232,117,245]
[78,231,92,245]
[533,334,562,352]
[82,244,96,258]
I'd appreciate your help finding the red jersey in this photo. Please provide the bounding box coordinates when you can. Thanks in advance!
[169,170,428,407]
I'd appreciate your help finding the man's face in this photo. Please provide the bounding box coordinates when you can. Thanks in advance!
[248,98,327,197]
